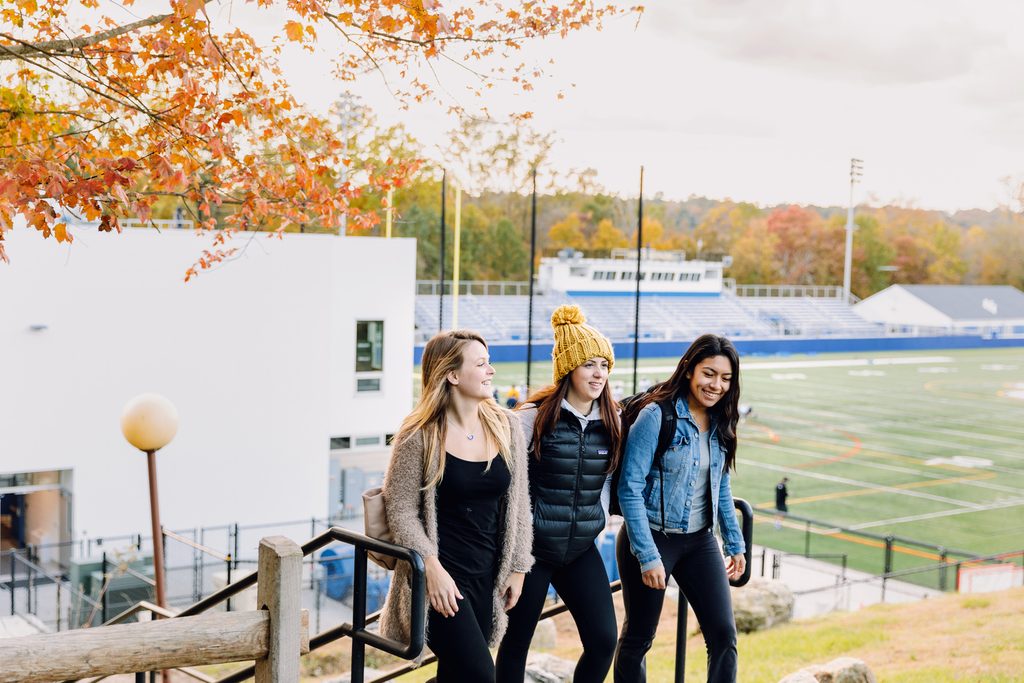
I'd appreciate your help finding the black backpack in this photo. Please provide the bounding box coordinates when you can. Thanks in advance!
[609,391,678,528]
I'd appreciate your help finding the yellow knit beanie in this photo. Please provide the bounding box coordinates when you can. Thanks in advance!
[551,304,614,384]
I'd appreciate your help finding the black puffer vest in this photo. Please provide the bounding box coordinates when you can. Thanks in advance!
[529,408,612,566]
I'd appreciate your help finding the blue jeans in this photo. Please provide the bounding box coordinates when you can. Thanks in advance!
[614,526,737,683]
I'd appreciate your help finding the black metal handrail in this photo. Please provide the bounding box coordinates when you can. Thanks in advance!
[203,527,425,683]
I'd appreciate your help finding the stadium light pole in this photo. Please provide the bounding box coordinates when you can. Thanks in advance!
[439,169,446,333]
[526,168,538,395]
[842,158,863,303]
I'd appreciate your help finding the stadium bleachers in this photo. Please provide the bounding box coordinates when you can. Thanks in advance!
[414,291,884,343]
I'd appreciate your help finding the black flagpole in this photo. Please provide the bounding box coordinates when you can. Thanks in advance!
[633,166,644,394]
[526,168,538,396]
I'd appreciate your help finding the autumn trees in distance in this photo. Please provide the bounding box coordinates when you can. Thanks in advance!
[367,180,1024,298]
[0,0,638,277]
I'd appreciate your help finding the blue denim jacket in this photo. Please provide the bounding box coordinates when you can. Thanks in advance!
[618,396,745,572]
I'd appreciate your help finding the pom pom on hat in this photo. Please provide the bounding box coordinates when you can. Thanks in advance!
[550,304,614,384]
[551,305,586,327]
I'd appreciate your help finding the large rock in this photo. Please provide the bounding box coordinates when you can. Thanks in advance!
[779,656,877,683]
[731,577,794,633]
[525,652,576,683]
[531,618,558,649]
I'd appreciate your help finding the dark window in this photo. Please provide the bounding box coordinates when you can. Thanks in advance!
[357,377,381,392]
[330,436,351,450]
[356,321,384,373]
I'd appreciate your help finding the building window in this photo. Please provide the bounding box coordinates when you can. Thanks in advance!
[330,436,352,450]
[356,320,384,393]
[355,435,383,447]
[356,321,384,372]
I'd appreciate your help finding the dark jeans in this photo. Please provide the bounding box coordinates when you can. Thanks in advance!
[614,526,737,683]
[496,544,617,683]
[427,573,496,682]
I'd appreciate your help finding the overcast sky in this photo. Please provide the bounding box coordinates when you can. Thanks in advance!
[149,0,1024,211]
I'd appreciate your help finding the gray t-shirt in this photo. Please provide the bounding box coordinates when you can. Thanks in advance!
[686,430,713,531]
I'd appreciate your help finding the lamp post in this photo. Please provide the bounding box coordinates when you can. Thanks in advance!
[120,393,178,611]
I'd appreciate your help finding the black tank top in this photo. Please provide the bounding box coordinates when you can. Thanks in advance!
[437,453,511,578]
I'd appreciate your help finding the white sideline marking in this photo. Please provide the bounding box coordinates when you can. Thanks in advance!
[925,456,993,469]
[918,366,957,373]
[846,498,1024,531]
[771,373,807,381]
[848,370,886,377]
[613,355,954,375]
[982,364,1019,371]
[744,460,985,509]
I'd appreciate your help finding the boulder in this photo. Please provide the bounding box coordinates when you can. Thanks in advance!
[525,652,576,683]
[731,577,794,633]
[779,656,877,683]
[531,617,558,649]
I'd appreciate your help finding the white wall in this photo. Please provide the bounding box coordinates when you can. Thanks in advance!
[0,227,415,538]
[853,285,951,328]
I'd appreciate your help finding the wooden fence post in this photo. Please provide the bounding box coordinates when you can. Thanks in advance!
[255,536,303,683]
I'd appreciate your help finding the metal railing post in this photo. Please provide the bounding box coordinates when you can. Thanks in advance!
[101,552,109,625]
[884,535,894,574]
[351,550,368,683]
[226,556,233,612]
[9,553,15,615]
[938,548,948,591]
[804,520,811,557]
[675,593,688,683]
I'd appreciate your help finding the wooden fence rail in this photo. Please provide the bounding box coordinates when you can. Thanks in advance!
[0,536,308,683]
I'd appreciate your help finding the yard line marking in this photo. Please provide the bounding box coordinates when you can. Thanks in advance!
[752,513,943,561]
[793,430,862,469]
[845,498,1024,530]
[743,459,986,508]
[742,432,1024,497]
[777,472,995,506]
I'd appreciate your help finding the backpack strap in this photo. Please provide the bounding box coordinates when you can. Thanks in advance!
[653,397,677,531]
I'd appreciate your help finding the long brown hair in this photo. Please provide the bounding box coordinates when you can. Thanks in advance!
[522,372,622,473]
[393,329,512,488]
[630,334,741,471]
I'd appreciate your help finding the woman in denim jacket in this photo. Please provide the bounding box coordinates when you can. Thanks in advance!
[614,334,746,683]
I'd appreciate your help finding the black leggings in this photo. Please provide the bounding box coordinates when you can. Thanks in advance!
[613,526,737,683]
[427,573,496,682]
[496,544,617,683]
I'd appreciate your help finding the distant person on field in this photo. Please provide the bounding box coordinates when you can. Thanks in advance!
[774,477,789,530]
[506,385,521,409]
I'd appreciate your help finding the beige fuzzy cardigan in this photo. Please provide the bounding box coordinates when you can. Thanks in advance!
[378,408,534,650]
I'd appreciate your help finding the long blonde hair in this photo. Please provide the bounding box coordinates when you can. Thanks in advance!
[393,329,513,488]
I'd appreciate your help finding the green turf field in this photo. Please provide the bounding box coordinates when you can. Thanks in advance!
[485,347,1024,587]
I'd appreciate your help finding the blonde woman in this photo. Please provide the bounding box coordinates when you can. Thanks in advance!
[379,330,534,682]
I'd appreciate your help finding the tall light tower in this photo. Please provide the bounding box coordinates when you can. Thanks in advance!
[334,92,360,235]
[842,158,863,303]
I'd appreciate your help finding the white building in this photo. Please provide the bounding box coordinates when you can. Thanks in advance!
[853,284,1024,336]
[0,226,415,559]
[538,248,725,296]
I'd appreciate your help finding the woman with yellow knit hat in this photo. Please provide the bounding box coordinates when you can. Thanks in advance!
[495,305,621,683]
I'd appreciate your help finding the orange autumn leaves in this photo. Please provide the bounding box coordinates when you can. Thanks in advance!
[0,0,639,277]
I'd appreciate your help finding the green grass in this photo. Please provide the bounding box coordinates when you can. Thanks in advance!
[485,347,1024,583]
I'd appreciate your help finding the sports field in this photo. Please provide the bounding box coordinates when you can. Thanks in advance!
[487,347,1024,586]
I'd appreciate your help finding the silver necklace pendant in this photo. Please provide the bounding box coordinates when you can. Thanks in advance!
[466,434,475,441]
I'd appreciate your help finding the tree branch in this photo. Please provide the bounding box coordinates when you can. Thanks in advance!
[0,14,172,61]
